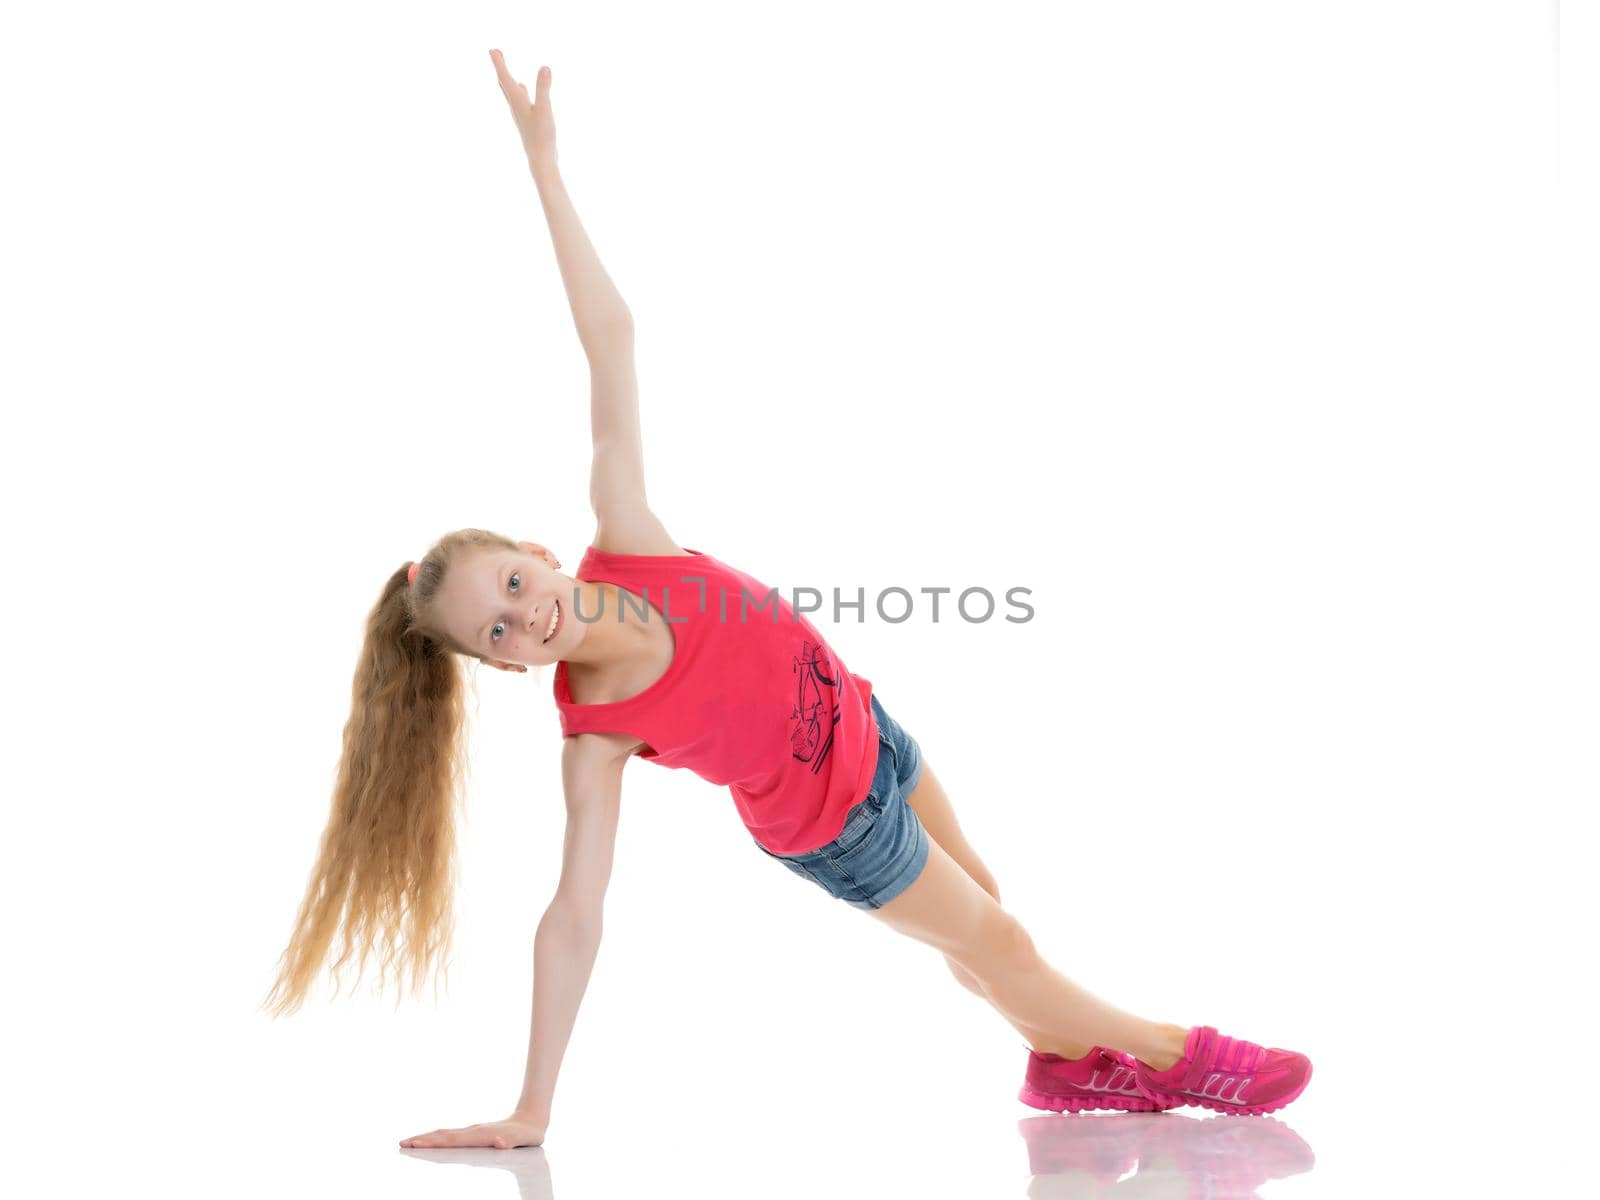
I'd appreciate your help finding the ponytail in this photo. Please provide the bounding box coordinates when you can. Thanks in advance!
[261,563,470,1017]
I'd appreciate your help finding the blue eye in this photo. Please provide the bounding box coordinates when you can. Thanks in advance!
[490,572,521,643]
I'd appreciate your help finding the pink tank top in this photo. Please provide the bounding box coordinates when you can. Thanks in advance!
[552,545,879,855]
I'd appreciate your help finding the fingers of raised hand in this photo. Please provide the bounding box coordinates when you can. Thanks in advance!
[489,48,515,88]
[489,50,550,106]
[490,53,523,101]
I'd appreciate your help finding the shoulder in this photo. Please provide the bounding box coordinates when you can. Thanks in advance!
[590,509,693,557]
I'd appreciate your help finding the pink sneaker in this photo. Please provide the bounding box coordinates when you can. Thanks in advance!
[1133,1025,1313,1116]
[1019,1046,1182,1113]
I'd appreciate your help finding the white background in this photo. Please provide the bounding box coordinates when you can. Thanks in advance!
[3,1,1594,1197]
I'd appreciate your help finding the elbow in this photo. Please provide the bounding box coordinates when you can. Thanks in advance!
[543,897,604,942]
[606,306,635,338]
[582,311,634,352]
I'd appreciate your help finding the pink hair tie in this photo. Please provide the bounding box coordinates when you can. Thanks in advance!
[406,561,421,586]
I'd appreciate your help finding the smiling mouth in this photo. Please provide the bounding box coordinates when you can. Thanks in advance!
[542,599,562,643]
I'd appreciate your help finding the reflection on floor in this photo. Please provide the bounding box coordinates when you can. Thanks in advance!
[398,1145,555,1199]
[391,1107,1314,1199]
[1018,1110,1315,1199]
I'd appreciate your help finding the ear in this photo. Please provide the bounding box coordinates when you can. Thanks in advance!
[516,540,561,570]
[480,657,529,675]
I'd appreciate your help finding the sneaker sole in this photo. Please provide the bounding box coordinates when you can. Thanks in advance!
[1139,1061,1313,1116]
[1018,1083,1172,1113]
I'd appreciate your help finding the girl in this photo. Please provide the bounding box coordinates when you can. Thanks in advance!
[262,50,1313,1150]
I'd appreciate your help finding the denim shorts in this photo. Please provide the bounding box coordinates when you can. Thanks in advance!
[753,692,930,910]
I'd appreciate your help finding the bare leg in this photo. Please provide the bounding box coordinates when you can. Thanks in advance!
[902,760,1099,1058]
[947,932,1098,1058]
[874,764,1189,1071]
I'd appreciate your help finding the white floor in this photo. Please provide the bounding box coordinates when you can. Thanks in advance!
[24,1013,1583,1198]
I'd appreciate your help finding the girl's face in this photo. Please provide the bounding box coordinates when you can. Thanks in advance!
[436,541,578,671]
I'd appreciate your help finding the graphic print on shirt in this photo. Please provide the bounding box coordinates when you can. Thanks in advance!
[791,639,841,775]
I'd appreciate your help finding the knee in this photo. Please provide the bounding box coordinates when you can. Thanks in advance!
[954,910,1036,976]
[945,954,985,994]
[994,913,1035,963]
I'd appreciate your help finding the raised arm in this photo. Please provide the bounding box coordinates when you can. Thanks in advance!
[490,51,657,538]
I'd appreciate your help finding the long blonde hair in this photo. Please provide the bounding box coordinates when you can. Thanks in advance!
[260,527,519,1018]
